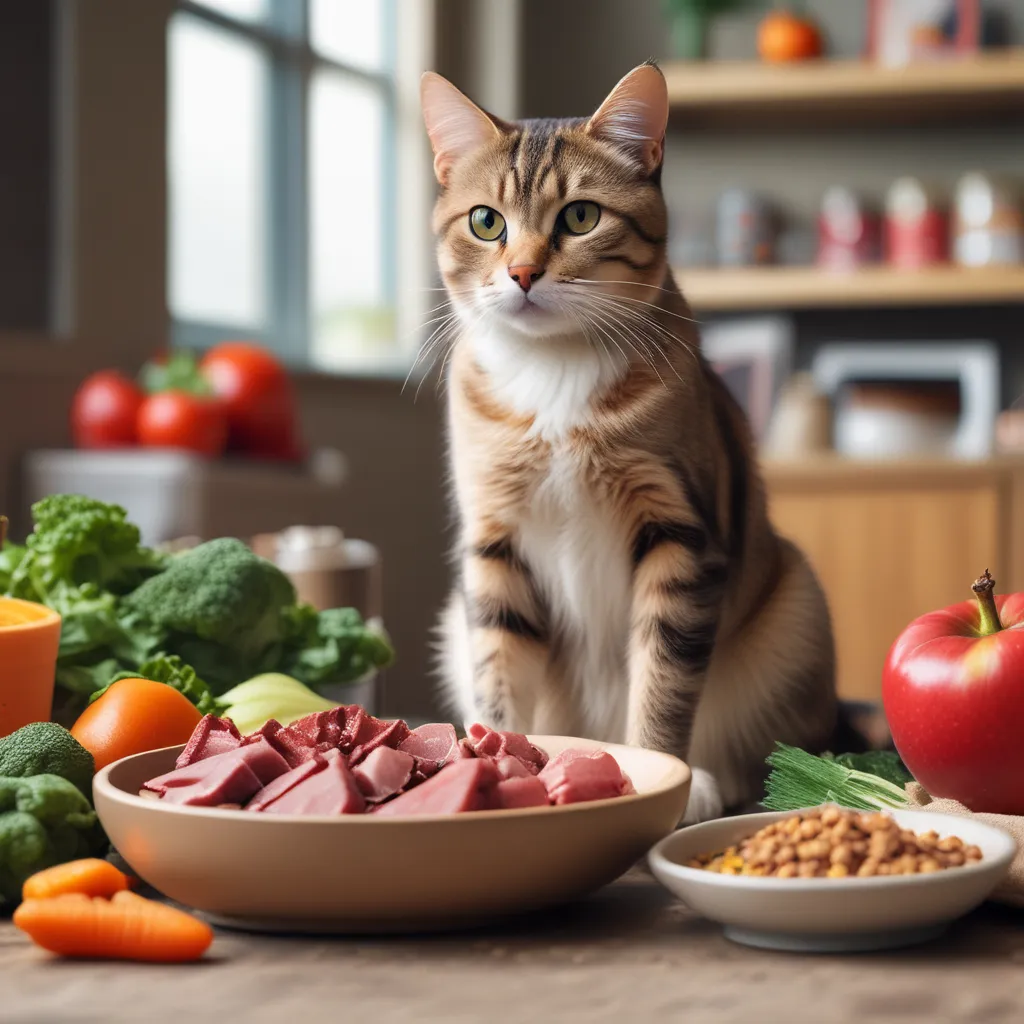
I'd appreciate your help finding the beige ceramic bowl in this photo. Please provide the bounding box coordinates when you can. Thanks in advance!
[94,735,690,933]
[649,807,1015,952]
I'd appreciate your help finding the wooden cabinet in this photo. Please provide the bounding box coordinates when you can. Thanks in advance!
[763,459,1024,703]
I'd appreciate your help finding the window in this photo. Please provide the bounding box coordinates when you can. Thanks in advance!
[169,0,430,373]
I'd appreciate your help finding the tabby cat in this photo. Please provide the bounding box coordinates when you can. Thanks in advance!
[421,62,837,821]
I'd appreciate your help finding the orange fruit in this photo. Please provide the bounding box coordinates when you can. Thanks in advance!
[757,10,823,63]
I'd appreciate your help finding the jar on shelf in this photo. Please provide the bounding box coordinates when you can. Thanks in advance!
[952,172,1024,267]
[884,177,949,269]
[816,186,881,271]
[715,189,775,267]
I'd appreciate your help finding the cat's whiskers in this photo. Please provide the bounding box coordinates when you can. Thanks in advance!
[565,290,690,384]
[434,305,490,398]
[563,279,702,325]
[569,287,700,364]
[571,301,668,389]
[561,305,614,369]
[555,291,673,391]
[403,308,462,395]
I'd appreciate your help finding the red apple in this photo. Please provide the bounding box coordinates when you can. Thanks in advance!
[883,570,1024,814]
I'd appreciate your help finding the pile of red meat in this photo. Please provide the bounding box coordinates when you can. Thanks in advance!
[141,707,635,816]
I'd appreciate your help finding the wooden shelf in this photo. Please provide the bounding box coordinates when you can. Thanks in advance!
[675,264,1024,312]
[663,50,1024,126]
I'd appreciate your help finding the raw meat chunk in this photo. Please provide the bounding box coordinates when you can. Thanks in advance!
[399,723,459,766]
[465,724,548,774]
[175,715,242,768]
[349,716,411,765]
[494,776,550,809]
[373,758,500,817]
[159,758,263,807]
[261,749,366,815]
[286,707,350,752]
[246,755,327,811]
[243,719,319,768]
[353,749,413,802]
[500,731,548,773]
[466,723,504,757]
[352,746,415,803]
[538,749,629,805]
[495,755,531,780]
[145,738,290,795]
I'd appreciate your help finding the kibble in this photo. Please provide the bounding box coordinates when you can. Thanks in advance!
[690,807,983,878]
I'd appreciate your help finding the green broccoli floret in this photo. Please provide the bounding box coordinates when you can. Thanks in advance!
[8,495,166,602]
[0,723,96,798]
[122,538,299,692]
[281,605,394,688]
[0,774,102,907]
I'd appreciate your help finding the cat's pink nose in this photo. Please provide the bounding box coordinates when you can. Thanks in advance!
[508,264,544,292]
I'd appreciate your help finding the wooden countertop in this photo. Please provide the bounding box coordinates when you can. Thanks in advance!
[5,869,1024,1022]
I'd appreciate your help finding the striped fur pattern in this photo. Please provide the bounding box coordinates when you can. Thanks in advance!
[421,64,837,821]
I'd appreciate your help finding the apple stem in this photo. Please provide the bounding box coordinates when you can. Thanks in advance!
[972,569,1003,635]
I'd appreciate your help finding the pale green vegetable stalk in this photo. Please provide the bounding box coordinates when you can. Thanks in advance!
[763,743,912,812]
[218,673,339,734]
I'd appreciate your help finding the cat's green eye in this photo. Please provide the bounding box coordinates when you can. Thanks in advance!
[562,201,601,235]
[469,206,506,241]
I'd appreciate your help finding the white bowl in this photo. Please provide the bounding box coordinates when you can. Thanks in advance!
[94,736,690,933]
[648,807,1015,952]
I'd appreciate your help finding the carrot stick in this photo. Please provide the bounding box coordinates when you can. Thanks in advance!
[23,859,131,901]
[13,891,213,962]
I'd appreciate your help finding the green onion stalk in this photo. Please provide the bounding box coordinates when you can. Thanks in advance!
[763,743,912,812]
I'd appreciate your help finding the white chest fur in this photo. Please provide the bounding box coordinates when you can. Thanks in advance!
[472,329,625,440]
[467,330,634,740]
[517,447,633,742]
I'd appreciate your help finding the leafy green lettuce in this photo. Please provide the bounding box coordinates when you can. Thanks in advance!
[3,496,395,708]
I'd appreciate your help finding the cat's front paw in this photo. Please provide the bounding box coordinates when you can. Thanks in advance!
[682,767,723,825]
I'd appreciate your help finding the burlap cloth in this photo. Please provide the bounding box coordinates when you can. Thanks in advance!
[906,782,1024,908]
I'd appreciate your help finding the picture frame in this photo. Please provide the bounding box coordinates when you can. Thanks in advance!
[867,0,981,66]
[701,316,794,442]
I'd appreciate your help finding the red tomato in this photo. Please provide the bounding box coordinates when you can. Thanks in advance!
[136,390,227,457]
[199,342,300,459]
[883,570,1024,814]
[71,678,203,771]
[71,371,144,448]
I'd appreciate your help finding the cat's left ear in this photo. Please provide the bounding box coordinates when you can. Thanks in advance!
[586,62,669,175]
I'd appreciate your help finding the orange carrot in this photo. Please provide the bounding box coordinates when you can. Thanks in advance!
[13,891,213,962]
[23,859,131,902]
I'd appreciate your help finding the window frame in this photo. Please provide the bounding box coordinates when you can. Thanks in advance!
[170,0,401,369]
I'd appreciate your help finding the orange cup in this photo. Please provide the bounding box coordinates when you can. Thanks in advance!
[0,597,61,737]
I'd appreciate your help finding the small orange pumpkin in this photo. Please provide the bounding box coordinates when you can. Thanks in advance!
[757,10,823,63]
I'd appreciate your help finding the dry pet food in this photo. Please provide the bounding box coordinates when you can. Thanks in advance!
[690,806,983,878]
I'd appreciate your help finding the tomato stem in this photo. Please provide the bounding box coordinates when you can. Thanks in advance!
[972,569,1003,635]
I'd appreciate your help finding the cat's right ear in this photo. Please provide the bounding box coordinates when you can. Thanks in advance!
[421,73,503,186]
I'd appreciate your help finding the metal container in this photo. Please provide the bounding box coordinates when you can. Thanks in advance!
[715,189,775,267]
